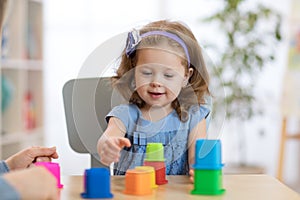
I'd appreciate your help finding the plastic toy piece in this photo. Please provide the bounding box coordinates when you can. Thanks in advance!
[191,169,225,195]
[191,139,226,196]
[81,168,113,199]
[143,143,168,185]
[34,162,63,188]
[154,165,168,185]
[135,166,158,188]
[123,169,152,195]
[192,139,224,170]
[144,161,168,185]
[143,161,165,170]
[144,143,165,162]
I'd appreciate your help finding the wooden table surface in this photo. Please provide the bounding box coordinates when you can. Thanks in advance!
[59,175,300,200]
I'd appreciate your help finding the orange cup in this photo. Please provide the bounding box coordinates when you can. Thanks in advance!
[123,169,152,195]
[135,166,158,188]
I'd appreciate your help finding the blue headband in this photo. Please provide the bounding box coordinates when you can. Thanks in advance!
[125,30,191,67]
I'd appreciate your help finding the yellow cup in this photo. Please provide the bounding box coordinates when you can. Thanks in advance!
[135,166,158,188]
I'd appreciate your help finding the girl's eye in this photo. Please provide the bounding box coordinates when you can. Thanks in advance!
[142,71,152,75]
[164,74,174,78]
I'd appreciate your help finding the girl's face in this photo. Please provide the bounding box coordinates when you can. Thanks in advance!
[135,48,190,111]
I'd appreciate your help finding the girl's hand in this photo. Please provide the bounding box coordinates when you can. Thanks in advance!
[189,169,194,183]
[5,146,59,170]
[98,137,131,166]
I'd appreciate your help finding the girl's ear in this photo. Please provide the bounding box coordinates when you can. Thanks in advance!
[188,68,194,78]
[182,68,194,87]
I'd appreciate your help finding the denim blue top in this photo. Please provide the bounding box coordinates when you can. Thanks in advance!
[106,104,209,175]
[0,161,21,200]
[0,161,9,174]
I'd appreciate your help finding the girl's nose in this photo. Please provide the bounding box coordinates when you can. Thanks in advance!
[149,74,163,87]
[150,81,161,87]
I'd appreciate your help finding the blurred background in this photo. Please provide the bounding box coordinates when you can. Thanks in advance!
[0,0,299,193]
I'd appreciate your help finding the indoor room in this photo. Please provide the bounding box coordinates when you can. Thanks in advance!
[0,0,299,199]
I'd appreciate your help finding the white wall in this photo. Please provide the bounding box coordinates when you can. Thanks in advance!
[43,0,162,175]
[44,0,298,187]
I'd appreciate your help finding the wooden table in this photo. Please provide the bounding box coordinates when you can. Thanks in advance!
[59,175,300,200]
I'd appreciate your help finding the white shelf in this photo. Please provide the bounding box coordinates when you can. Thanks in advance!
[1,59,43,70]
[1,127,43,145]
[0,0,44,159]
[30,0,43,3]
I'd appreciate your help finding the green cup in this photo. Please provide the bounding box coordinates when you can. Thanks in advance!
[191,169,225,195]
[144,143,165,162]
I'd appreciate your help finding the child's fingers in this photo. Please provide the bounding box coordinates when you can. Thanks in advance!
[99,137,131,166]
[189,176,194,183]
[100,156,115,165]
[100,145,120,164]
[105,139,123,152]
[100,152,119,165]
[102,147,120,159]
[189,169,194,176]
[105,137,131,152]
[117,138,131,148]
[189,169,194,183]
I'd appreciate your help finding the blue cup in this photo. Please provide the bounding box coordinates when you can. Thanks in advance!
[193,139,224,170]
[81,168,113,199]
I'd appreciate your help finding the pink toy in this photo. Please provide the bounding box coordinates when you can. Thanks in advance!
[35,162,63,188]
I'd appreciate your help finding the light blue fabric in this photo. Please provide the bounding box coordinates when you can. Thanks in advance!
[0,161,10,174]
[0,161,21,200]
[106,104,209,175]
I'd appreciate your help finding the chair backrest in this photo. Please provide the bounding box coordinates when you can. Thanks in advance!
[63,77,117,168]
[62,77,212,168]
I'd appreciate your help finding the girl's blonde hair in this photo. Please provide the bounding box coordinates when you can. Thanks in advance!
[112,20,210,121]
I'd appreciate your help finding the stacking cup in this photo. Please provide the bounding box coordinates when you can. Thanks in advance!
[191,169,225,195]
[123,169,152,195]
[193,139,224,170]
[144,161,168,185]
[34,162,63,188]
[135,166,157,188]
[144,143,165,162]
[81,168,113,199]
[191,139,226,196]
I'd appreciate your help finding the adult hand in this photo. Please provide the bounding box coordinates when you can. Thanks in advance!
[98,137,131,166]
[3,166,58,200]
[5,146,58,170]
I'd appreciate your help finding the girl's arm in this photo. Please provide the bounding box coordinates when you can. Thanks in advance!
[188,119,206,182]
[97,117,131,166]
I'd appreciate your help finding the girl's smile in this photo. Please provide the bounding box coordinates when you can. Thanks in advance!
[148,91,165,99]
[135,48,188,111]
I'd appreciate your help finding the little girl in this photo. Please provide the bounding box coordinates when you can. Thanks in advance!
[97,20,210,181]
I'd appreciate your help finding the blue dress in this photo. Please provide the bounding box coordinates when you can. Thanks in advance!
[106,104,209,175]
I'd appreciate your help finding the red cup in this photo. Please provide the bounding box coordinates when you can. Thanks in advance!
[155,166,168,185]
[144,161,165,170]
[144,161,168,185]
